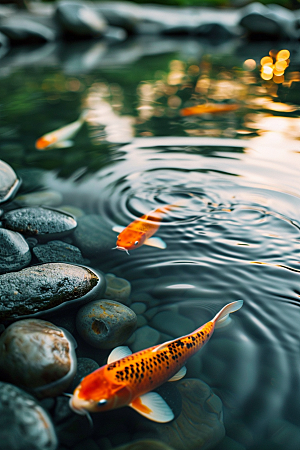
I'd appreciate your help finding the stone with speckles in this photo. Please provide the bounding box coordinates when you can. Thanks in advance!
[0,381,58,450]
[76,299,137,349]
[0,319,77,398]
[2,206,77,241]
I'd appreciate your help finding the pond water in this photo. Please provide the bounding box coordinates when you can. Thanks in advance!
[1,36,300,450]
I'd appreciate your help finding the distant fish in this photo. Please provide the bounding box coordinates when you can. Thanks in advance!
[112,199,190,254]
[69,300,243,422]
[35,111,87,150]
[180,103,239,117]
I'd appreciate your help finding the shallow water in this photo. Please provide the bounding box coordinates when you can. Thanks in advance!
[1,36,300,449]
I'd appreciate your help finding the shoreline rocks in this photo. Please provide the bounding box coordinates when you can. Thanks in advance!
[0,262,106,322]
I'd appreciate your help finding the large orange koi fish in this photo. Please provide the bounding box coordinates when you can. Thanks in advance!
[69,300,243,422]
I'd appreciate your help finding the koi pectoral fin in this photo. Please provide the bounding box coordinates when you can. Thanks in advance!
[112,225,125,234]
[168,366,187,382]
[129,392,174,423]
[144,237,167,249]
[107,346,132,364]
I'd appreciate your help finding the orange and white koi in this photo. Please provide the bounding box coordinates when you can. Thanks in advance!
[112,201,189,254]
[69,300,243,423]
[180,103,239,117]
[35,111,87,150]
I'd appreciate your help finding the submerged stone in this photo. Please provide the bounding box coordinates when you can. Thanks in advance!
[0,262,105,322]
[2,206,77,240]
[0,228,31,273]
[143,378,225,450]
[15,190,63,207]
[73,214,116,257]
[0,159,21,204]
[33,240,86,264]
[76,299,137,349]
[0,319,77,398]
[0,381,58,450]
[104,273,131,303]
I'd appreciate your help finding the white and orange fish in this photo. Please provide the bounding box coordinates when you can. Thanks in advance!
[35,111,87,150]
[69,300,243,422]
[112,200,190,254]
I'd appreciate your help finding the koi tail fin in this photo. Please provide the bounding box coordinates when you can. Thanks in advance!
[213,300,243,329]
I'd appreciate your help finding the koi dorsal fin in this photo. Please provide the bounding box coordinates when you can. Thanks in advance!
[107,346,132,364]
[129,392,174,422]
[168,366,187,382]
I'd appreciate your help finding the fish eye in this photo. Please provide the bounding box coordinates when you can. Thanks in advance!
[97,399,107,407]
[134,241,139,245]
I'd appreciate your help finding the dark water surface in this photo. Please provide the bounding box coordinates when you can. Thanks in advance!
[1,36,300,449]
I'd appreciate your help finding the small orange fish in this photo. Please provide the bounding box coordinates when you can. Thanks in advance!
[112,202,185,254]
[69,300,243,422]
[180,103,239,117]
[35,111,87,150]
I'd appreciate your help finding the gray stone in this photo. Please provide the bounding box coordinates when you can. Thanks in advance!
[56,0,107,38]
[76,299,137,349]
[0,319,77,398]
[151,310,195,337]
[3,206,77,240]
[70,357,99,392]
[239,2,298,39]
[73,214,116,257]
[144,378,225,450]
[0,17,56,43]
[33,240,86,264]
[0,228,31,273]
[131,325,160,353]
[0,262,105,322]
[130,302,146,314]
[104,273,131,303]
[0,382,58,450]
[267,419,300,450]
[0,159,21,204]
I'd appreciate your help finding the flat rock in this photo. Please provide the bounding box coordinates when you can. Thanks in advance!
[0,319,77,398]
[0,228,31,273]
[76,299,137,349]
[104,273,131,303]
[2,206,77,240]
[144,378,225,450]
[0,381,58,450]
[56,0,107,38]
[33,240,86,264]
[0,262,105,322]
[0,159,21,203]
[73,214,117,257]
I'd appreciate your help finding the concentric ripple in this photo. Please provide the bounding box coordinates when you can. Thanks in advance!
[52,136,300,447]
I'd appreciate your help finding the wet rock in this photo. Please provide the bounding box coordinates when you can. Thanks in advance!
[76,299,137,349]
[0,31,9,59]
[56,0,107,38]
[0,228,31,273]
[0,382,58,450]
[131,302,146,315]
[69,357,100,392]
[144,378,225,450]
[33,240,86,264]
[104,273,131,303]
[0,17,56,43]
[73,214,116,258]
[0,159,21,203]
[151,310,194,337]
[239,3,298,40]
[15,190,63,207]
[96,1,140,34]
[0,262,105,322]
[114,440,176,450]
[130,325,160,353]
[0,319,77,398]
[2,206,77,240]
